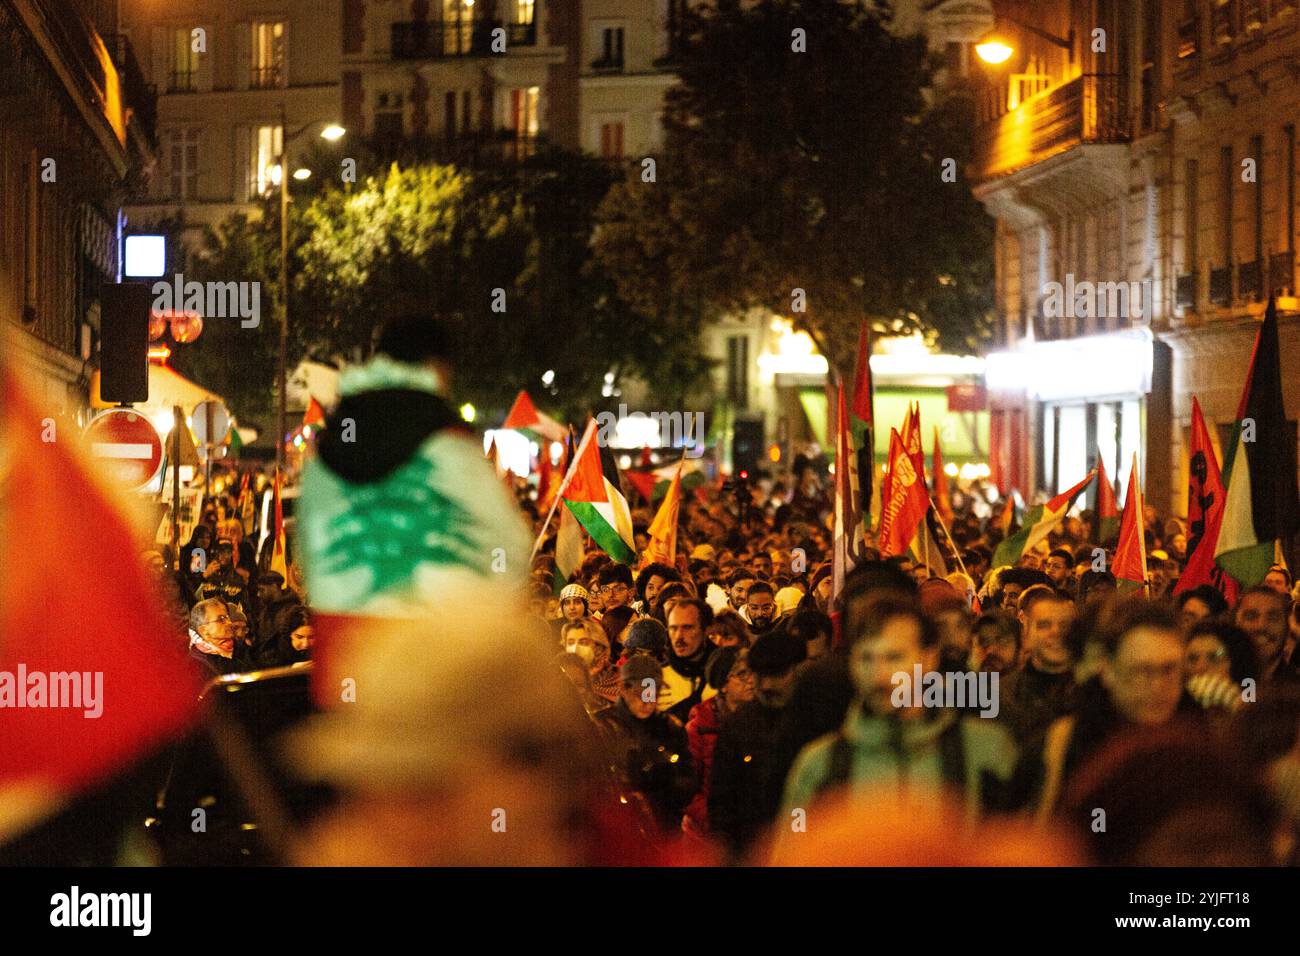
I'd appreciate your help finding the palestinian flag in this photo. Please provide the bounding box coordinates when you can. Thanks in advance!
[562,419,636,563]
[1112,453,1148,592]
[1175,397,1238,603]
[553,501,585,594]
[503,389,567,443]
[303,396,326,429]
[1216,298,1300,587]
[850,321,875,533]
[644,456,684,567]
[992,470,1095,570]
[1095,450,1120,544]
[0,362,202,838]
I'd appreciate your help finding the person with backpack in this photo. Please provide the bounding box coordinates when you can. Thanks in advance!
[779,597,1019,828]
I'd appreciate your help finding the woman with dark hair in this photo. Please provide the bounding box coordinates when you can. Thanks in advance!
[264,605,313,667]
[1175,584,1230,633]
[651,581,692,625]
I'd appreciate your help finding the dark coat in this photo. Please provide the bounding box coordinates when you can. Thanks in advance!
[595,698,697,833]
[708,699,787,856]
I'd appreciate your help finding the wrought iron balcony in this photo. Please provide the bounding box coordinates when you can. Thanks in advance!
[973,73,1131,181]
[391,19,535,59]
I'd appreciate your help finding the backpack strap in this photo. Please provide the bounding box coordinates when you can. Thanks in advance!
[819,734,853,795]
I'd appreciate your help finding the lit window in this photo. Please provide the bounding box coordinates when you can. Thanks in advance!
[170,28,199,92]
[250,124,283,197]
[251,22,287,89]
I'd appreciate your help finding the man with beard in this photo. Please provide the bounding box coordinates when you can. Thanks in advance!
[727,569,755,612]
[708,628,806,860]
[1236,586,1300,687]
[970,612,1021,675]
[741,580,780,634]
[661,598,714,722]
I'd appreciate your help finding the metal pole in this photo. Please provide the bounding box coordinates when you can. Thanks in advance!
[276,101,289,476]
[172,405,182,569]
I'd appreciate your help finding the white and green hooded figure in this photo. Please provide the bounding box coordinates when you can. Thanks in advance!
[298,353,530,618]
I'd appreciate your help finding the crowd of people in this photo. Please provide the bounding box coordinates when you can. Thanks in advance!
[143,491,313,679]
[522,463,1300,865]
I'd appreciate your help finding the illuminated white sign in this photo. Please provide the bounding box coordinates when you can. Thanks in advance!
[986,329,1153,400]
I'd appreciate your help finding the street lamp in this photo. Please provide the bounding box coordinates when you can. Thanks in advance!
[275,106,346,474]
[975,17,1074,64]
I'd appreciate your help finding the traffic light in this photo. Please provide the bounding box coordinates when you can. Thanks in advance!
[99,282,152,404]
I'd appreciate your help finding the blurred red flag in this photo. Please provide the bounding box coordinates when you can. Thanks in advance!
[0,366,202,799]
[878,428,929,558]
[1112,453,1148,591]
[1175,396,1238,603]
[932,427,953,526]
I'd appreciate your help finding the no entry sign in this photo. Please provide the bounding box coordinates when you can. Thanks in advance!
[85,408,164,491]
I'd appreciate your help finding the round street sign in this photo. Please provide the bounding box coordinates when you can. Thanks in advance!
[191,399,231,446]
[85,408,164,491]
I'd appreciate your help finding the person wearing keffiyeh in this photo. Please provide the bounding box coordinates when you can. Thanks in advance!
[562,619,621,703]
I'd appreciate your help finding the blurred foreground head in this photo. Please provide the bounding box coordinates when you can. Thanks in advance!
[767,787,1082,866]
[283,591,602,865]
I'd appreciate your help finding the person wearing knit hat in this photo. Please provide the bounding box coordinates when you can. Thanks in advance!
[774,585,804,618]
[559,583,590,622]
[622,617,669,663]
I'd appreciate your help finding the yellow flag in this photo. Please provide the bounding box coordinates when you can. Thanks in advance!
[645,457,684,567]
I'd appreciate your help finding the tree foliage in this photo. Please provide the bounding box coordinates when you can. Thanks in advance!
[594,0,995,376]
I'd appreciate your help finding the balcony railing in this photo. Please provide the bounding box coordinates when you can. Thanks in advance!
[1239,259,1263,300]
[973,74,1131,181]
[391,19,536,59]
[1269,249,1295,296]
[1209,265,1232,305]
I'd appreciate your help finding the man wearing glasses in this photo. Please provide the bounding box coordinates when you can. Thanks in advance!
[595,565,635,616]
[188,598,240,676]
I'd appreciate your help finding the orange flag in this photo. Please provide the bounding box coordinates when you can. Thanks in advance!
[0,364,202,807]
[932,427,953,526]
[878,428,930,558]
[645,457,684,566]
[1113,453,1148,591]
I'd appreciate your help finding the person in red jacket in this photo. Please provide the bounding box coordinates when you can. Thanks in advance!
[683,646,755,837]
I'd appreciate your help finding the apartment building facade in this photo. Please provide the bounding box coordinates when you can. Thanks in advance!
[1,0,156,410]
[118,0,341,240]
[971,0,1300,519]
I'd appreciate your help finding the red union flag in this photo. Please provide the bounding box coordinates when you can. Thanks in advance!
[1175,396,1238,603]
[0,363,202,829]
[878,428,929,558]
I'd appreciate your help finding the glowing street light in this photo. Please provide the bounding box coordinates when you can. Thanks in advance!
[976,40,1014,64]
[292,168,312,181]
[320,124,347,141]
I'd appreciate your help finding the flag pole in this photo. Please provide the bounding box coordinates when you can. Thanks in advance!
[529,424,587,561]
[928,497,970,579]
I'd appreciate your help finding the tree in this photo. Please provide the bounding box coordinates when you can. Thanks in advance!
[593,0,995,378]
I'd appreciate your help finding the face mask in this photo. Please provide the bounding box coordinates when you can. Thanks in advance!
[568,642,595,665]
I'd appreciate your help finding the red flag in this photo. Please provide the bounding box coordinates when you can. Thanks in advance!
[303,396,326,429]
[1175,396,1238,602]
[0,366,202,802]
[1096,451,1119,521]
[932,427,953,526]
[878,428,930,558]
[902,402,925,486]
[1113,453,1148,591]
[851,322,874,426]
[503,389,567,442]
[624,470,658,504]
